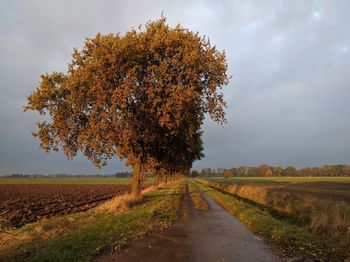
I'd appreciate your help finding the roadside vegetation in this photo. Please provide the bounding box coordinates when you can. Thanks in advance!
[201,177,350,241]
[0,181,184,262]
[188,181,209,211]
[195,179,350,261]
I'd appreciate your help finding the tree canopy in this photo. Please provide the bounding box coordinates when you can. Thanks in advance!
[25,17,230,196]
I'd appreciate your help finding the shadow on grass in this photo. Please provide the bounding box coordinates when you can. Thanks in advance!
[144,192,183,201]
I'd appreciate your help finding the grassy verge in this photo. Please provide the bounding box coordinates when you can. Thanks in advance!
[187,180,209,211]
[0,181,184,262]
[200,179,350,241]
[195,180,350,262]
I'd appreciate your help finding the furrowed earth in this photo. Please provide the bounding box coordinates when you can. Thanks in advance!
[0,184,131,228]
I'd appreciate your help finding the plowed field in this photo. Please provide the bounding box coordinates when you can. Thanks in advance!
[0,184,130,228]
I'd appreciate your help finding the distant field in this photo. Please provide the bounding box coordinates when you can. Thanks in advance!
[0,177,153,185]
[201,176,350,245]
[205,176,350,201]
[206,176,350,184]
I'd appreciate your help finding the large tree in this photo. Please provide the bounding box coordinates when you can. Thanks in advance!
[25,17,229,197]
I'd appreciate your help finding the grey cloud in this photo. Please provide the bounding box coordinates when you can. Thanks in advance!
[0,0,349,174]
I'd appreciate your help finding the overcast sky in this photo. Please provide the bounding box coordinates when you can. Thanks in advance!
[0,0,349,174]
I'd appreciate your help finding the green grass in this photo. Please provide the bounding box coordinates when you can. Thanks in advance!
[195,181,350,262]
[0,177,153,185]
[0,181,183,262]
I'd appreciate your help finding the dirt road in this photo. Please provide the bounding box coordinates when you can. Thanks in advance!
[96,183,280,262]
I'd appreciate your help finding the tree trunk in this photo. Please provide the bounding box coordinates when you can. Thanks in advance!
[165,174,168,184]
[170,171,174,182]
[153,169,160,189]
[153,174,157,188]
[131,161,142,198]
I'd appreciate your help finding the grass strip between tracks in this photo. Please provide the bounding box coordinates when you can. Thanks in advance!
[187,180,209,211]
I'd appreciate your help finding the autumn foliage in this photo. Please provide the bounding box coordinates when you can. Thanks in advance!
[25,17,229,196]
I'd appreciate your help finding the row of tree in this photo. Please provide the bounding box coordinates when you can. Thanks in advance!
[25,17,229,196]
[193,164,350,177]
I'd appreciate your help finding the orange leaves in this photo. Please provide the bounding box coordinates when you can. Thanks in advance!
[25,16,230,173]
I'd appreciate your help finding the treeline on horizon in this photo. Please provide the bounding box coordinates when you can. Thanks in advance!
[192,164,350,177]
[4,164,350,178]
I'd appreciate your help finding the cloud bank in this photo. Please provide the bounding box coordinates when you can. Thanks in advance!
[0,0,349,174]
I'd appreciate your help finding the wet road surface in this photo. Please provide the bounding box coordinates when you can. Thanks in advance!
[96,183,280,262]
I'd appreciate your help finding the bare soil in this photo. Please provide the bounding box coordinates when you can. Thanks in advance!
[96,182,280,262]
[0,184,131,228]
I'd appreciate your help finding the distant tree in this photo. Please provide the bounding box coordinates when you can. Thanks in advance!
[25,17,229,197]
[298,168,313,177]
[281,166,298,177]
[336,165,343,176]
[237,166,247,176]
[216,168,224,176]
[264,168,273,177]
[258,164,272,177]
[191,170,200,178]
[229,167,238,177]
[114,172,130,178]
[247,167,259,177]
[223,169,233,178]
[272,166,283,177]
[201,168,212,177]
[343,165,350,176]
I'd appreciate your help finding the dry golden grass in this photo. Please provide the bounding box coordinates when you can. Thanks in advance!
[95,194,143,214]
[202,180,350,241]
[94,183,166,214]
